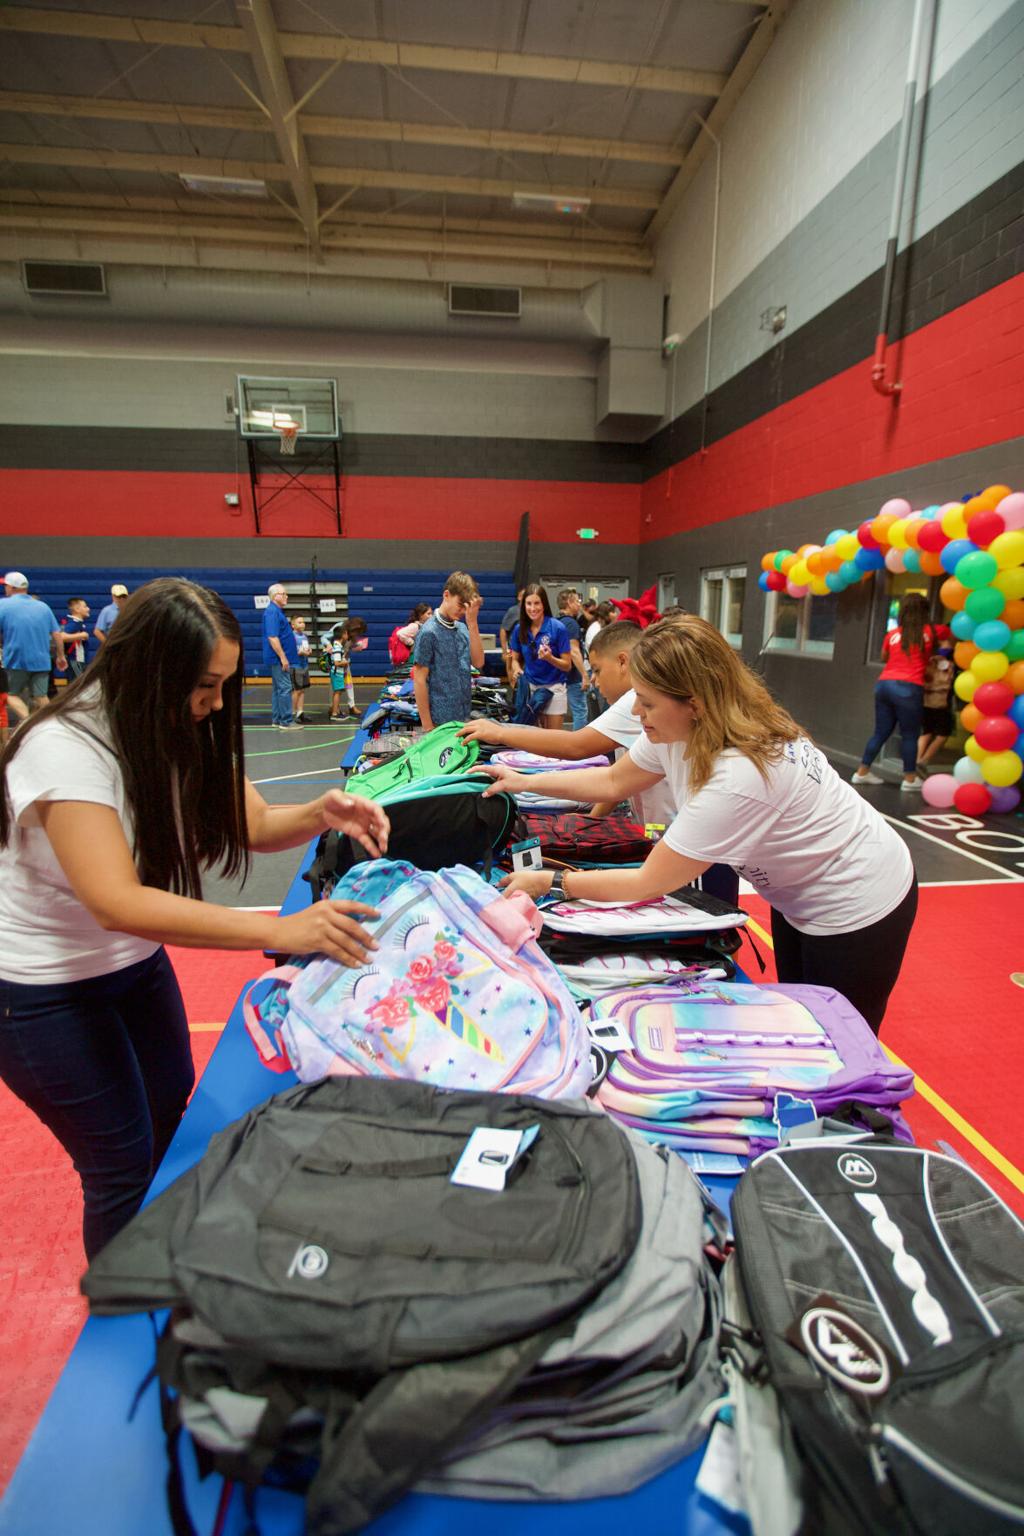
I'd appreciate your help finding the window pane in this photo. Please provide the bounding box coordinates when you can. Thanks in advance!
[767,592,799,649]
[725,575,745,641]
[805,593,838,655]
[703,577,724,630]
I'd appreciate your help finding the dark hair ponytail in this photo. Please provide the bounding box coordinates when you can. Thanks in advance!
[897,592,929,652]
[0,578,249,897]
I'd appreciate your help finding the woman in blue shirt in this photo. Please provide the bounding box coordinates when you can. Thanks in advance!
[508,584,572,729]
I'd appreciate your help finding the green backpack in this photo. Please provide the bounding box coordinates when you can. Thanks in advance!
[345,722,479,802]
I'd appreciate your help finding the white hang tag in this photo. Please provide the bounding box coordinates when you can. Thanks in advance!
[644,822,666,842]
[696,1419,746,1517]
[450,1125,539,1192]
[510,837,542,872]
[586,1016,633,1053]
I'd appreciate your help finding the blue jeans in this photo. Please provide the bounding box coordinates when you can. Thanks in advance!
[566,678,588,731]
[0,948,194,1259]
[269,661,294,724]
[863,680,924,774]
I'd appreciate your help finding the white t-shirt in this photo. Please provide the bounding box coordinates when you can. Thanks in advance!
[592,690,677,829]
[628,733,913,935]
[0,707,160,983]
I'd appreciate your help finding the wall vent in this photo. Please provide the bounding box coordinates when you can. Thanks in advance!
[22,260,107,297]
[447,283,521,319]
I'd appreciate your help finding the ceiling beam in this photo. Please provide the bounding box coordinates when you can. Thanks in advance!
[0,205,654,270]
[0,142,661,211]
[233,0,321,257]
[0,8,728,97]
[645,0,793,242]
[0,91,685,169]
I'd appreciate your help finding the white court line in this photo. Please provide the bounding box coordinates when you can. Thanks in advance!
[918,878,1024,888]
[251,767,344,785]
[879,811,1024,882]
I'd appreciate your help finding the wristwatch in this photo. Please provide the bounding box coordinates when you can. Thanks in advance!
[549,872,565,899]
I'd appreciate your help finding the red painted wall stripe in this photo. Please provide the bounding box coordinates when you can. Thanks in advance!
[642,271,1024,541]
[0,472,641,543]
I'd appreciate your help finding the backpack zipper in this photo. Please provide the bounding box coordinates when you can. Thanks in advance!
[874,1426,1024,1520]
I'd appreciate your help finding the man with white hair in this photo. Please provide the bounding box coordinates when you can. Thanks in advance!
[92,582,129,646]
[0,572,66,713]
[262,582,301,729]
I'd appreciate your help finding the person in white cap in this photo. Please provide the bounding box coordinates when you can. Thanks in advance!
[93,583,129,646]
[0,572,66,713]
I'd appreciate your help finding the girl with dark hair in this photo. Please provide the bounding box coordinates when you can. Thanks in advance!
[507,584,572,729]
[853,592,936,792]
[490,616,916,1034]
[0,579,389,1258]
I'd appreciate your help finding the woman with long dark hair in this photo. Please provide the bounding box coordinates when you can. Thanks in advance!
[853,592,936,791]
[0,579,388,1257]
[490,616,916,1034]
[507,583,572,729]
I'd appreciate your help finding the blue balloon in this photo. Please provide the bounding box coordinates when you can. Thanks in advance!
[854,547,885,571]
[951,610,975,640]
[825,570,846,592]
[758,571,771,592]
[1016,732,1024,760]
[840,560,861,584]
[825,528,848,545]
[903,549,922,573]
[973,619,1012,652]
[1009,696,1024,730]
[940,538,977,575]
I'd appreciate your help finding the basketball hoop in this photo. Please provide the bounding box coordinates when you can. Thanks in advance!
[276,421,299,455]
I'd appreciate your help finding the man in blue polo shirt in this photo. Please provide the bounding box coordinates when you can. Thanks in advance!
[0,572,66,712]
[262,582,301,729]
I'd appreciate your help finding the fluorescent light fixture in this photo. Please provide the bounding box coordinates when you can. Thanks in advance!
[512,192,590,215]
[179,173,268,198]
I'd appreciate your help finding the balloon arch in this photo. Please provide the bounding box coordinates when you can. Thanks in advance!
[758,485,1024,817]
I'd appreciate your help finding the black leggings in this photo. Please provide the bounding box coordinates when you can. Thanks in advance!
[770,876,918,1035]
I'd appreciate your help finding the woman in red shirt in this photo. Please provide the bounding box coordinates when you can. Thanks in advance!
[852,593,934,792]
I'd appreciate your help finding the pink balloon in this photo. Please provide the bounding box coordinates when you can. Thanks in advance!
[879,498,911,519]
[885,548,906,572]
[786,579,809,599]
[921,773,957,808]
[996,492,1024,532]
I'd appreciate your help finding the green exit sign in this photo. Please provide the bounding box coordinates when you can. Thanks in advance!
[576,527,599,540]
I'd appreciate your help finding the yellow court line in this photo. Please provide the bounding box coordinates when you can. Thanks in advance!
[742,904,1024,1194]
[189,1022,226,1033]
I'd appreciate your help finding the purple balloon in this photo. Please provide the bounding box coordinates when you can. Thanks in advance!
[989,785,1021,814]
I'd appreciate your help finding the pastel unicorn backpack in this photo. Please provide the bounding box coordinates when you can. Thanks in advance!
[244,859,592,1100]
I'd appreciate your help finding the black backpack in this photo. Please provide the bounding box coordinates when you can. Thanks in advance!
[724,1136,1024,1535]
[82,1078,642,1535]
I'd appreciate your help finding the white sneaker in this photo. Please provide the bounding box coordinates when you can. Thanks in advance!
[851,770,883,786]
[899,778,923,792]
[278,722,303,731]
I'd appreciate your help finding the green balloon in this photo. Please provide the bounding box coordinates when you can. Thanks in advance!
[1007,629,1024,662]
[955,550,999,590]
[964,585,1006,623]
[774,549,794,573]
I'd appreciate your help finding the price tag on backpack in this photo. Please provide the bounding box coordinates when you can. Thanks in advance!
[510,836,542,872]
[644,822,666,842]
[696,1420,745,1516]
[586,1016,632,1053]
[451,1125,540,1192]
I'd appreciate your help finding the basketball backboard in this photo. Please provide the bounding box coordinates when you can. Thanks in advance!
[236,376,340,439]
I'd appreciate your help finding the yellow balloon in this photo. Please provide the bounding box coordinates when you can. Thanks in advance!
[980,750,1024,787]
[790,560,811,586]
[888,519,909,549]
[809,576,831,596]
[994,568,1024,602]
[939,503,968,539]
[971,651,1010,684]
[989,530,1024,570]
[954,670,977,702]
[964,734,986,763]
[835,534,860,561]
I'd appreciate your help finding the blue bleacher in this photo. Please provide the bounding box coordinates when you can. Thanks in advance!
[21,569,515,677]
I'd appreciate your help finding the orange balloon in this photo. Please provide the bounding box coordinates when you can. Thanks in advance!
[1002,599,1024,631]
[807,551,827,577]
[963,496,987,518]
[780,554,798,575]
[904,518,925,549]
[871,512,898,543]
[821,548,843,572]
[954,641,979,670]
[1007,661,1024,695]
[979,483,1012,508]
[939,576,967,612]
[960,703,983,733]
[919,549,945,577]
[761,552,777,572]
